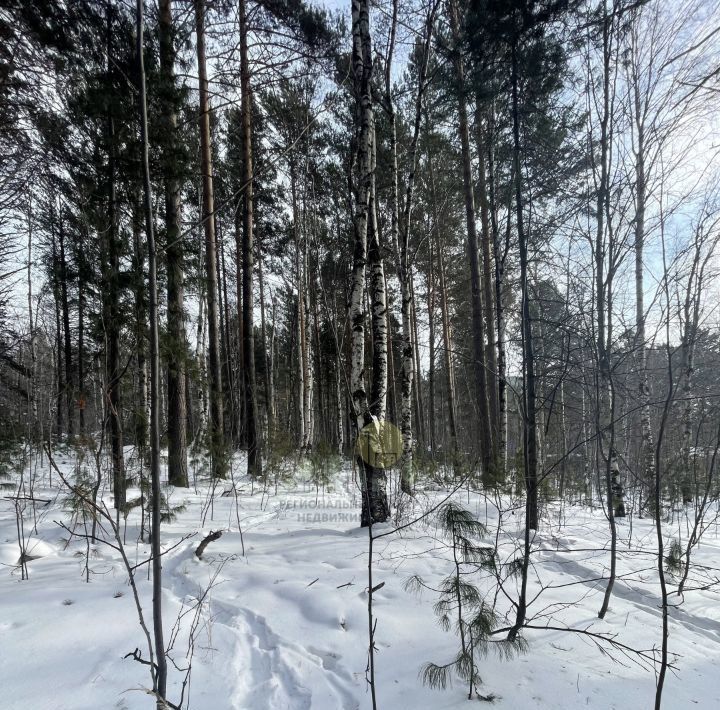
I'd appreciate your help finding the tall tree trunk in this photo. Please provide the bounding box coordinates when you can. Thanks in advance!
[313,292,323,443]
[26,201,38,437]
[632,70,653,508]
[448,0,493,478]
[220,224,236,441]
[335,346,344,455]
[410,275,425,447]
[597,4,624,622]
[488,104,508,476]
[258,239,274,440]
[308,184,323,444]
[195,263,208,442]
[429,154,458,462]
[511,39,538,533]
[427,243,436,454]
[301,180,314,448]
[352,0,388,526]
[136,0,167,702]
[195,0,225,478]
[51,215,64,439]
[385,270,397,427]
[234,203,245,445]
[104,3,124,508]
[269,295,277,440]
[131,198,148,450]
[290,159,305,449]
[239,0,262,478]
[58,213,74,443]
[507,34,538,645]
[389,0,436,490]
[76,228,85,437]
[383,0,411,486]
[475,101,500,444]
[680,232,707,503]
[367,127,387,422]
[160,0,188,487]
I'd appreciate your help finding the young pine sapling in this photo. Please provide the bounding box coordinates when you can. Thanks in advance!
[407,501,524,700]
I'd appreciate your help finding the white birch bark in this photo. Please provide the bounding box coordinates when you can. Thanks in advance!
[351,0,388,525]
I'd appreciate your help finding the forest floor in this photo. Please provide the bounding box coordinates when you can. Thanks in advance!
[1,447,720,709]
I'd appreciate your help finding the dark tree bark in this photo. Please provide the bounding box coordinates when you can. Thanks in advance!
[351,0,388,526]
[103,2,125,509]
[195,0,225,478]
[219,224,236,443]
[160,0,188,487]
[475,102,499,443]
[76,228,85,437]
[511,41,538,531]
[428,152,458,462]
[233,197,245,446]
[158,0,188,487]
[487,104,508,475]
[58,213,74,443]
[136,0,167,703]
[448,0,493,478]
[258,237,274,440]
[427,243,436,453]
[367,161,387,423]
[51,217,64,439]
[240,0,262,479]
[131,197,148,450]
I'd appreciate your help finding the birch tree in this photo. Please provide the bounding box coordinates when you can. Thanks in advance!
[351,0,388,525]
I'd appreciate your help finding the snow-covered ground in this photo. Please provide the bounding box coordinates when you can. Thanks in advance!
[2,446,720,709]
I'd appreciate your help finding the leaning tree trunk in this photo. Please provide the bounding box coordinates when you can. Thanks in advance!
[160,0,188,487]
[195,0,225,478]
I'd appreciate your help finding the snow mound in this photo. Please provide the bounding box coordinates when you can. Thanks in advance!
[0,537,55,566]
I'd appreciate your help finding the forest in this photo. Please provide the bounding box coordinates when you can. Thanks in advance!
[1,0,720,708]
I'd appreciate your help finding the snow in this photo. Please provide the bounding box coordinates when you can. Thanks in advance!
[1,448,720,709]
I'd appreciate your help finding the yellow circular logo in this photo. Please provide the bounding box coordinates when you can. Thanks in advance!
[355,419,403,469]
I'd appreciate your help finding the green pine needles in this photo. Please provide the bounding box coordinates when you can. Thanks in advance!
[664,537,683,576]
[406,501,525,700]
[308,441,340,498]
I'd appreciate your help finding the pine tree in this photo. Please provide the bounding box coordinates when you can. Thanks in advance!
[407,502,523,700]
